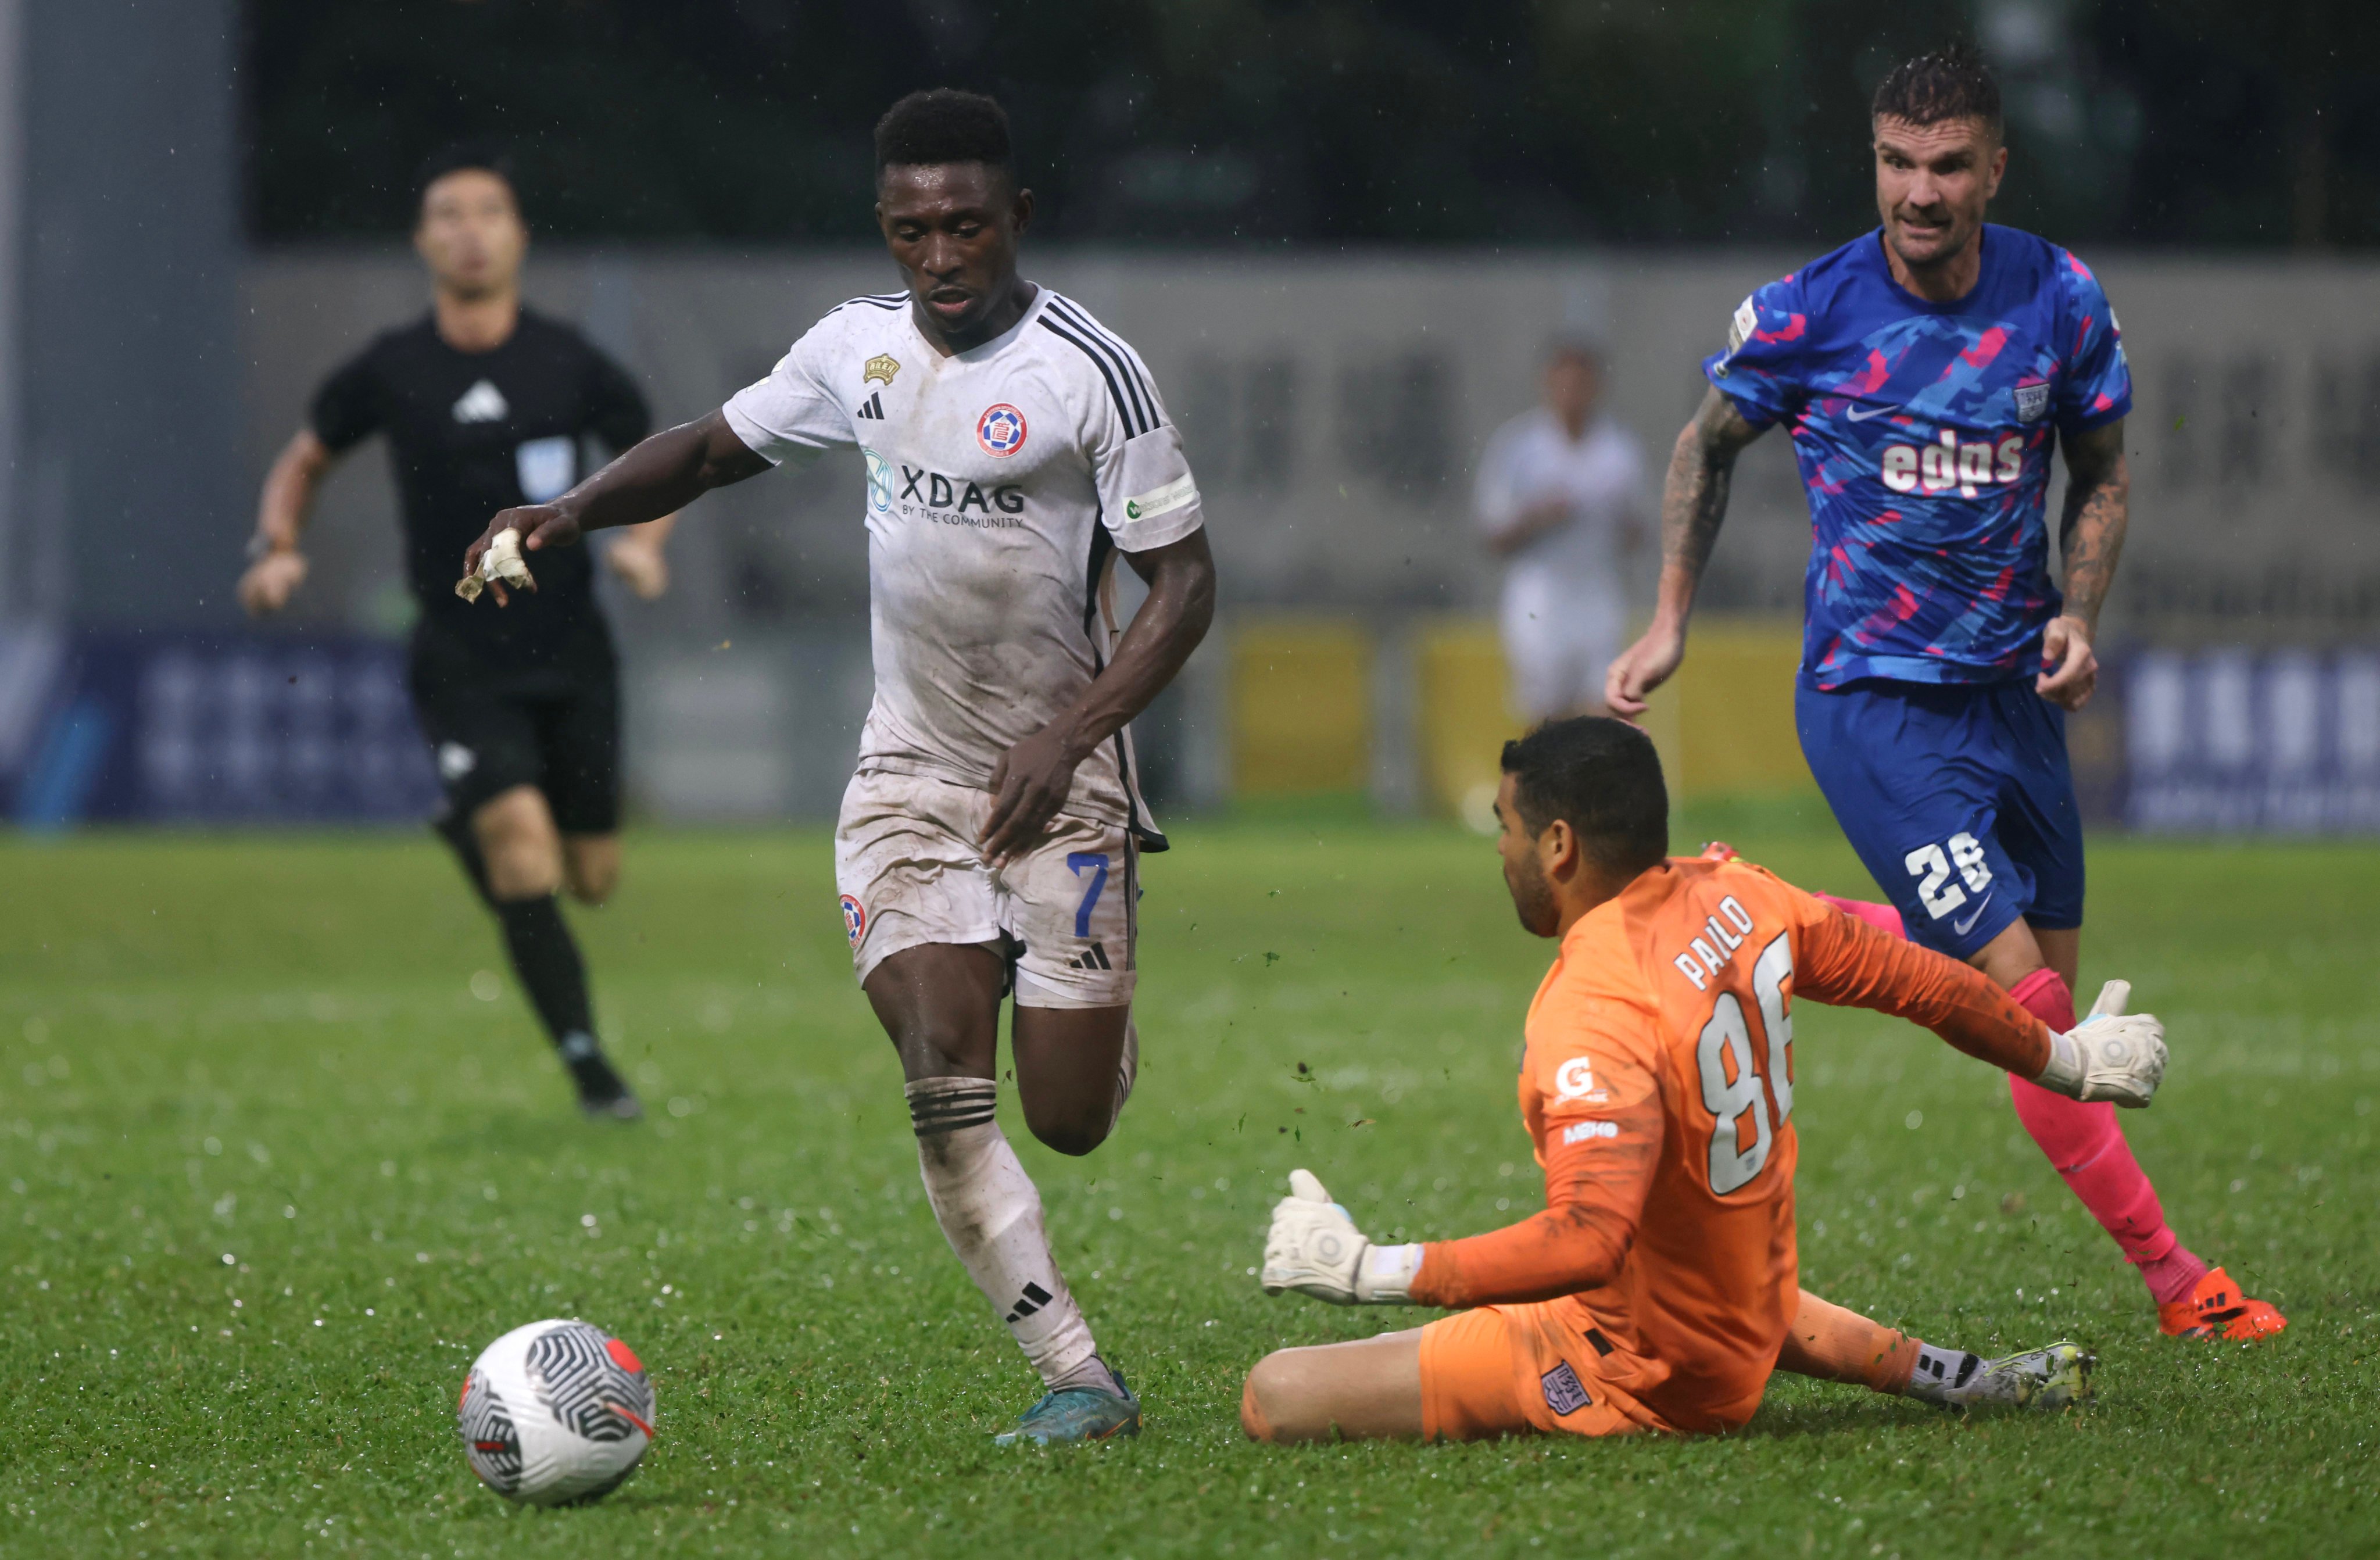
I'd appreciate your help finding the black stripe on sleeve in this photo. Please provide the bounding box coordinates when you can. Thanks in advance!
[1038,317,1144,437]
[1046,296,1161,434]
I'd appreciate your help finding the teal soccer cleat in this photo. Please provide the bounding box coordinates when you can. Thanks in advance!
[993,1371,1141,1447]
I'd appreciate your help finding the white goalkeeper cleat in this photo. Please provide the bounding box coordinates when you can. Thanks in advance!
[1936,1341,2094,1412]
[2034,979,2167,1107]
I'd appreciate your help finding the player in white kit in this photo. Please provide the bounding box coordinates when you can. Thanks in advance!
[1473,339,1647,719]
[457,90,1216,1445]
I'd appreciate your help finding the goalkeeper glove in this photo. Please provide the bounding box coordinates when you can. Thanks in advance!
[2034,979,2167,1108]
[1259,1169,1422,1305]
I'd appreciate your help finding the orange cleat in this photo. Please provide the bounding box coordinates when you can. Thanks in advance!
[2159,1266,2288,1341]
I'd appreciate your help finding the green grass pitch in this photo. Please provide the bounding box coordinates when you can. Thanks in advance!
[2,814,2375,1557]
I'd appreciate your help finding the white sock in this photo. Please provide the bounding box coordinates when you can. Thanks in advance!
[1902,1340,1982,1405]
[906,1078,1114,1396]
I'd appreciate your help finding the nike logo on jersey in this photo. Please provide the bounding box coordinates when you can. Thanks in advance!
[1844,403,1897,422]
[452,379,509,424]
[1952,893,1994,936]
[855,391,886,421]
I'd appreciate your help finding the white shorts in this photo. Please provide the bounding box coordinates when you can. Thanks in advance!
[1501,574,1623,721]
[833,768,1137,1009]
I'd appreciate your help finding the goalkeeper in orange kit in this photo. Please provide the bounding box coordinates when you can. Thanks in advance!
[1241,718,2168,1442]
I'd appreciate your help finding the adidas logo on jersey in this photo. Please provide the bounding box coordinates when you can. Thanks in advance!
[856,391,886,421]
[452,379,509,424]
[1880,428,2025,498]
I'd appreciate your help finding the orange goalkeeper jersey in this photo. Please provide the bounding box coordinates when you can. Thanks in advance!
[1406,851,2052,1433]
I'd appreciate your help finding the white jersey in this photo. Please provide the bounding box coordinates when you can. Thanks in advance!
[1473,407,1644,620]
[722,285,1204,844]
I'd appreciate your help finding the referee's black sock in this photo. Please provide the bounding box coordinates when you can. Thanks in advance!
[433,812,498,910]
[493,895,627,1102]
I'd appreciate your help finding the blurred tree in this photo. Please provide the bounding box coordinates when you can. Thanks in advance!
[244,0,2380,246]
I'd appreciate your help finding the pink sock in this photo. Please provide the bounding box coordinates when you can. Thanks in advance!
[1813,892,1906,940]
[2005,968,2206,1307]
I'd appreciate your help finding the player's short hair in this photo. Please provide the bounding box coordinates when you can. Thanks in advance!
[874,89,1014,181]
[416,141,519,214]
[1870,42,2003,140]
[1499,717,1669,879]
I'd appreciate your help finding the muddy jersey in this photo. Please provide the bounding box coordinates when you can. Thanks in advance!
[722,287,1204,843]
[1409,851,2053,1433]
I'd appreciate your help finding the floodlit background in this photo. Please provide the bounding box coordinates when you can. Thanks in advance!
[0,0,2377,832]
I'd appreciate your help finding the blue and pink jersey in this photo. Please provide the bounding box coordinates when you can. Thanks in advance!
[1703,224,2132,688]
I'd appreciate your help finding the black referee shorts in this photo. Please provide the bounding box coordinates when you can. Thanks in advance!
[409,636,621,838]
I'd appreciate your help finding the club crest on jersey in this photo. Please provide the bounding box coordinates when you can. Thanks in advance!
[976,403,1028,458]
[2014,377,2050,424]
[863,353,900,387]
[839,895,866,947]
[862,448,893,514]
[1714,295,1759,378]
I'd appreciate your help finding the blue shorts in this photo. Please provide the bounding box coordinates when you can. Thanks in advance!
[1795,678,2085,960]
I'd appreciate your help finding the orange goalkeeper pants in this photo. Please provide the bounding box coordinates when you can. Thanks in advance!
[1417,1302,1676,1441]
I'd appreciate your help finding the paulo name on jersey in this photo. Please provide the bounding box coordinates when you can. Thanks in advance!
[1705,225,2132,690]
[722,287,1204,844]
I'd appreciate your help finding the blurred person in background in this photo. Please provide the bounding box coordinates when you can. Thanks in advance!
[1473,338,1647,721]
[1605,45,2282,1340]
[236,144,674,1121]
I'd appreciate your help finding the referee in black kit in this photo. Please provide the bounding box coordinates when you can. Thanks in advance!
[239,145,674,1119]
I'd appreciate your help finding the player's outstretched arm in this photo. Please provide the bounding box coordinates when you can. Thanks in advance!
[1605,386,1764,715]
[460,411,768,604]
[237,430,335,617]
[979,528,1216,865]
[1261,1079,1662,1311]
[2038,417,2128,711]
[1796,903,2166,1106]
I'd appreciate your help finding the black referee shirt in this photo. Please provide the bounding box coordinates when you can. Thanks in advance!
[310,308,651,670]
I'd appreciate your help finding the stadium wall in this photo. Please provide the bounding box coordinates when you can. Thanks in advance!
[223,248,2379,828]
[15,245,2370,832]
[237,245,2380,640]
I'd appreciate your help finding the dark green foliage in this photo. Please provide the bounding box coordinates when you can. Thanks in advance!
[245,1,2380,246]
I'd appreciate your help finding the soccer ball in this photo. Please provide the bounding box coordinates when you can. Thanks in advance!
[457,1318,656,1505]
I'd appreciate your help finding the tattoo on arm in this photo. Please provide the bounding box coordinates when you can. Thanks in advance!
[1657,387,1765,610]
[2056,419,2129,628]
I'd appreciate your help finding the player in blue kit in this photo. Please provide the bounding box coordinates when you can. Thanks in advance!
[1606,44,2282,1341]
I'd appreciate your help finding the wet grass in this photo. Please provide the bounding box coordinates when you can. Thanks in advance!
[1,819,2374,1557]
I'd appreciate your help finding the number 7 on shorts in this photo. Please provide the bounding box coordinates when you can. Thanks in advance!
[1067,853,1110,938]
